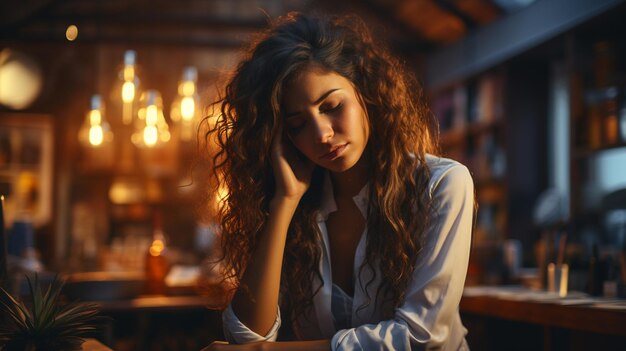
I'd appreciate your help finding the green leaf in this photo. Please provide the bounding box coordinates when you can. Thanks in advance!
[0,274,102,347]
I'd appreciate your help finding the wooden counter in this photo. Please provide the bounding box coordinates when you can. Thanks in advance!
[460,286,626,350]
[96,294,209,312]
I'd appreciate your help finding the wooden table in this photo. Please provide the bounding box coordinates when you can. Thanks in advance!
[91,295,222,351]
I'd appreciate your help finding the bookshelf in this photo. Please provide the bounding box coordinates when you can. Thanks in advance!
[427,1,626,287]
[432,70,508,246]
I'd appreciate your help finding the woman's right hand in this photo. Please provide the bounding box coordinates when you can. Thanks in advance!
[270,124,315,201]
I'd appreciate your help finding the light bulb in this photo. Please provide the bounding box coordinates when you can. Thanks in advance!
[144,125,158,146]
[79,94,113,148]
[123,64,135,81]
[133,89,169,148]
[122,81,135,103]
[89,125,104,146]
[89,109,101,125]
[181,96,195,121]
[181,81,195,96]
[146,104,158,125]
[171,66,200,141]
[118,50,139,125]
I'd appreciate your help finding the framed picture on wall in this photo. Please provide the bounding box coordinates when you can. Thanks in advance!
[0,113,53,227]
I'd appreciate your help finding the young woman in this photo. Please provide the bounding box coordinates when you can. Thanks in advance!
[205,12,474,351]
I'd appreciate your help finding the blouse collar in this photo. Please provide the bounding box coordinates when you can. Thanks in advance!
[317,170,370,222]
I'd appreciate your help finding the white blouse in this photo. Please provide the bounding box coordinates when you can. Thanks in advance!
[222,154,474,350]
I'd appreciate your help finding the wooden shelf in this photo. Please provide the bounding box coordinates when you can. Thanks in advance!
[439,128,466,147]
[466,119,503,135]
[440,119,504,148]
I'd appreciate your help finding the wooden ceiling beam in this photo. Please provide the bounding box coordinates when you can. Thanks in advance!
[394,0,467,44]
[453,0,502,25]
[354,0,436,52]
[433,0,478,29]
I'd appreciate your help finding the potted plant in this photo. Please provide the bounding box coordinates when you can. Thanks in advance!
[0,275,101,351]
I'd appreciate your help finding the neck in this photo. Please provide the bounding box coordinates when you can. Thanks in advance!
[330,152,371,199]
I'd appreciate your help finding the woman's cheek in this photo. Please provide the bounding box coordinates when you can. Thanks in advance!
[290,136,313,158]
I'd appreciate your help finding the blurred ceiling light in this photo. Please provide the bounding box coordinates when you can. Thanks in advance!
[66,25,78,41]
[78,95,113,147]
[118,50,140,125]
[170,66,200,141]
[132,90,170,148]
[0,49,43,110]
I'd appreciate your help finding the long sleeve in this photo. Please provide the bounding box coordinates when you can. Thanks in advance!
[222,303,282,343]
[331,163,474,351]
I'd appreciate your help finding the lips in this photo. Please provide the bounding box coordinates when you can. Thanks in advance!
[319,143,348,160]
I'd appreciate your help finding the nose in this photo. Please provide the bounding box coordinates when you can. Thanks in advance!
[312,116,333,143]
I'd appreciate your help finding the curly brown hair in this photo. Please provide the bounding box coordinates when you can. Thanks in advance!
[206,12,438,333]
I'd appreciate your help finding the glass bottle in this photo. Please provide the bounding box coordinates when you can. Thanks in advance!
[145,212,169,295]
[602,87,619,145]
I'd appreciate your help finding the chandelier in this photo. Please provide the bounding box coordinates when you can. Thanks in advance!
[79,50,201,149]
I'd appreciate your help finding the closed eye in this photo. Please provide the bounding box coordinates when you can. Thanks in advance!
[321,103,342,114]
[285,102,342,134]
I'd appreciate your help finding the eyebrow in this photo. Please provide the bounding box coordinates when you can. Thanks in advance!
[284,88,342,119]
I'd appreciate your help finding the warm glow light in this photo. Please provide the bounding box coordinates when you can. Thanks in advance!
[65,25,78,41]
[0,49,43,110]
[182,81,195,96]
[80,95,112,148]
[89,125,104,146]
[144,125,158,146]
[146,105,158,124]
[89,109,101,125]
[149,239,165,256]
[181,96,195,121]
[123,65,135,81]
[134,89,168,148]
[119,51,138,125]
[171,66,199,141]
[122,81,135,103]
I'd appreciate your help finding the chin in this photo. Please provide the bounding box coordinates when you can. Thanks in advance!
[321,157,359,173]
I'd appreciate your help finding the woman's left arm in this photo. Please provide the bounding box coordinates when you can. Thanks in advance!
[202,339,331,351]
[332,163,474,351]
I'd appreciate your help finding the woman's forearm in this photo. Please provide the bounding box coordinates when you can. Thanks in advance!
[231,197,300,336]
